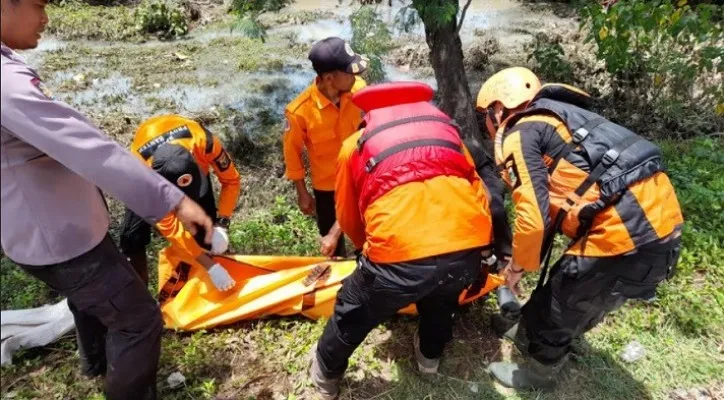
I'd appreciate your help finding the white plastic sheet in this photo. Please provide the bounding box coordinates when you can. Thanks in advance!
[1,298,75,365]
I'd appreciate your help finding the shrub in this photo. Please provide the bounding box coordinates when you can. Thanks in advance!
[229,0,293,41]
[525,32,574,83]
[134,0,189,39]
[350,6,394,83]
[580,0,724,138]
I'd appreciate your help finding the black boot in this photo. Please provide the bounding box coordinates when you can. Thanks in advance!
[491,314,529,354]
[488,355,567,390]
[308,344,341,400]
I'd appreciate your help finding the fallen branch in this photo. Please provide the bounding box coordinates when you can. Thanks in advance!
[1,375,28,395]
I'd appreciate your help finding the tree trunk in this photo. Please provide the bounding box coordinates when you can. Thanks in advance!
[412,0,482,144]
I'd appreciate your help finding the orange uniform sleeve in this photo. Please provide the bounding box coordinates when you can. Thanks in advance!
[155,212,205,259]
[502,129,551,272]
[282,111,306,182]
[205,136,241,218]
[335,133,366,250]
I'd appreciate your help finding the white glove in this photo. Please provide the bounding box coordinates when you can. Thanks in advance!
[208,263,235,292]
[210,226,229,255]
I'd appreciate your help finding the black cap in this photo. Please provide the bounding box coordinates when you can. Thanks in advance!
[152,143,208,199]
[309,37,368,75]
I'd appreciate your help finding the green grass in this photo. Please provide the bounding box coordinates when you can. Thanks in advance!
[2,138,722,399]
[46,2,140,41]
[45,0,192,42]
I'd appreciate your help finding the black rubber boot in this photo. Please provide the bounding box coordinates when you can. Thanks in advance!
[488,355,567,390]
[491,314,529,354]
[413,330,440,374]
[308,344,340,400]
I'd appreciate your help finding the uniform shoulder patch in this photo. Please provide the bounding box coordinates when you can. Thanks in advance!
[31,77,54,100]
[214,149,231,172]
[177,173,193,187]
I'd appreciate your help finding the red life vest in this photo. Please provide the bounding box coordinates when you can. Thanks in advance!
[349,82,477,214]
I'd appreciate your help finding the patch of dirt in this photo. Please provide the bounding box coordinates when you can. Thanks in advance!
[669,385,724,400]
[388,41,431,70]
[258,9,339,27]
[693,270,707,290]
[88,111,141,147]
[464,34,501,72]
[184,0,230,28]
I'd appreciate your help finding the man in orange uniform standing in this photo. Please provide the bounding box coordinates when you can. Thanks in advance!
[475,67,684,389]
[120,115,242,289]
[308,82,495,400]
[283,36,367,257]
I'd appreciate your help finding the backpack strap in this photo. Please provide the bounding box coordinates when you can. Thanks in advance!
[536,134,642,291]
[365,139,463,173]
[357,115,457,151]
[548,117,608,174]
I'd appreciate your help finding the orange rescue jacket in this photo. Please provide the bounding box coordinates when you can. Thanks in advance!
[130,115,242,258]
[336,83,494,263]
[496,84,684,271]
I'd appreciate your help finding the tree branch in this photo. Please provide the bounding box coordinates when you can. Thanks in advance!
[456,0,473,35]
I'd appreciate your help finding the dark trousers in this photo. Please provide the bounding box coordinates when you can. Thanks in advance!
[313,189,346,257]
[17,235,162,400]
[120,175,218,284]
[316,248,484,378]
[523,236,681,364]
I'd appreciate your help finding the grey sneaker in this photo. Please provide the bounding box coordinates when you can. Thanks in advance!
[308,344,341,400]
[413,331,440,374]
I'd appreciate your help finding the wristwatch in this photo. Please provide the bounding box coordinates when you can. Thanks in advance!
[216,217,231,230]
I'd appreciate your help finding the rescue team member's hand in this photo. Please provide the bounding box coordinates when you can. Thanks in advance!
[298,191,316,216]
[175,196,214,244]
[210,226,229,255]
[196,253,236,291]
[319,221,343,257]
[319,234,339,257]
[295,180,316,216]
[502,261,525,296]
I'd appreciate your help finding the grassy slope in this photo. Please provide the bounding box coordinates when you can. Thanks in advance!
[2,3,723,400]
[2,139,722,400]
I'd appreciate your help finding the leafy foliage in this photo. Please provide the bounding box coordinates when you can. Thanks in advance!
[410,0,459,30]
[229,0,293,40]
[350,6,394,83]
[525,32,574,82]
[580,0,724,137]
[134,0,189,39]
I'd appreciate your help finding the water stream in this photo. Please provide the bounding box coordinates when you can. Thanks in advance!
[19,0,565,139]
